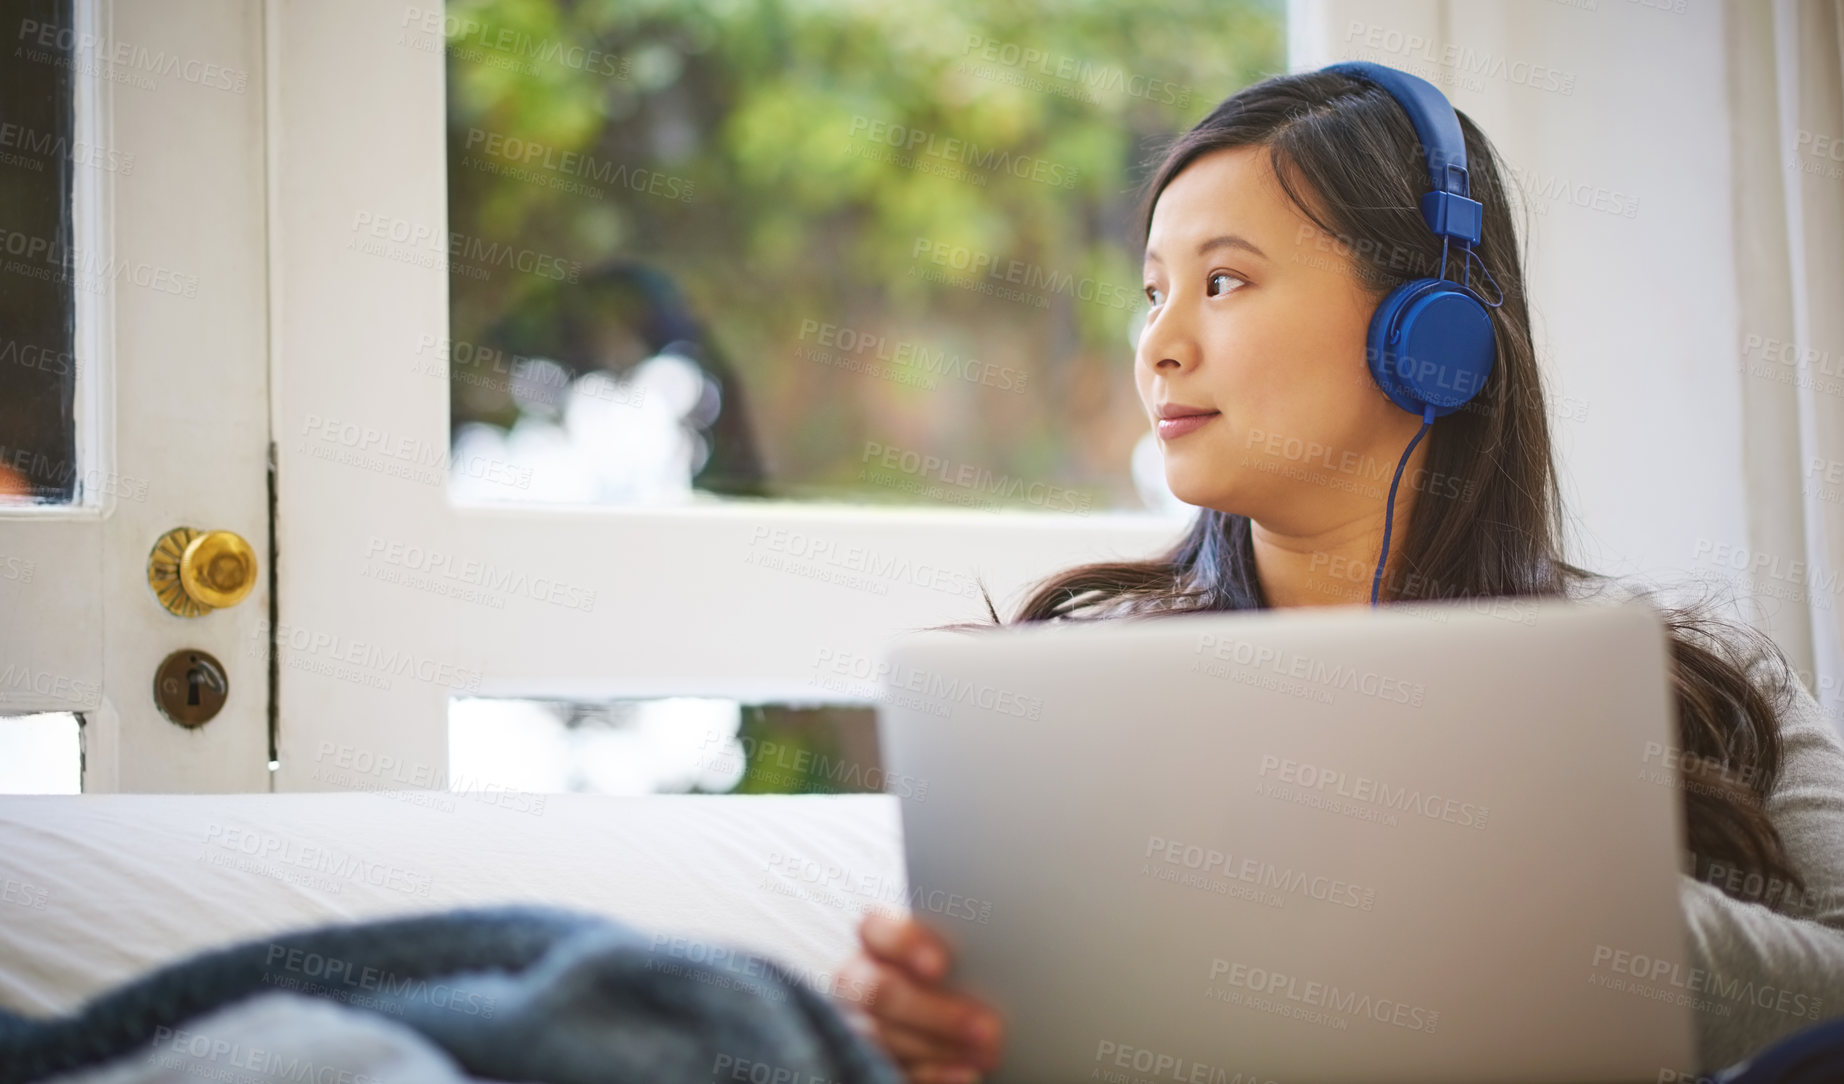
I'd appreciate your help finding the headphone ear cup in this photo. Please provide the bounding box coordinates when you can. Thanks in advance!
[1366,279,1496,417]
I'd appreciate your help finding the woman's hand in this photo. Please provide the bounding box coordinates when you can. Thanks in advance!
[834,909,1005,1084]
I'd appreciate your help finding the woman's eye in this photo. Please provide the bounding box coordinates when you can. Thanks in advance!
[1144,284,1164,306]
[1207,271,1243,296]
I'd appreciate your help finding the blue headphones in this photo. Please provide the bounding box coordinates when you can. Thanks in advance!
[1323,61,1498,418]
[1316,62,1501,603]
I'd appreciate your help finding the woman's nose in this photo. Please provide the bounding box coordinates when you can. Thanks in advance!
[1138,304,1201,373]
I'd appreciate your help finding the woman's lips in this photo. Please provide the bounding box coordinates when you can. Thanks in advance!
[1157,412,1220,440]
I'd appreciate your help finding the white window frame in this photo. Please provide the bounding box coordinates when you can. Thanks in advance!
[265,0,1186,791]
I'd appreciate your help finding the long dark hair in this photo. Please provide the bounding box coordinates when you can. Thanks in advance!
[949,69,1806,912]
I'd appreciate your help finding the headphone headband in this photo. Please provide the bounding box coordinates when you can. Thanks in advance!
[1322,61,1483,246]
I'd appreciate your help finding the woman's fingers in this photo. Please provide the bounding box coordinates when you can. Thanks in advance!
[843,910,1006,1078]
[868,1015,967,1063]
[839,951,978,1038]
[859,909,949,980]
[866,1013,993,1083]
[838,956,1003,1068]
[835,972,979,1081]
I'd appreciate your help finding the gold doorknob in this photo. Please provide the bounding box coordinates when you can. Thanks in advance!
[148,528,258,617]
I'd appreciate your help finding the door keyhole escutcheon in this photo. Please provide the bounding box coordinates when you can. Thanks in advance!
[148,527,258,617]
[154,649,229,727]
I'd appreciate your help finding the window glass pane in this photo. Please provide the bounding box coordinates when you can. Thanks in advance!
[437,0,1283,513]
[448,696,882,797]
[0,712,81,794]
[0,0,79,507]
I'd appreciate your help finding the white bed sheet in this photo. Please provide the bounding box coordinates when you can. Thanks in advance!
[0,792,904,1016]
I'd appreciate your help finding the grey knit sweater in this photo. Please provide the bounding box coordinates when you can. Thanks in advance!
[1675,645,1844,1072]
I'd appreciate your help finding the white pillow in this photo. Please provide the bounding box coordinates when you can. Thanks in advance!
[0,792,904,1015]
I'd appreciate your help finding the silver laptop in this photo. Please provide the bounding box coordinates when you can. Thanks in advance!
[875,597,1696,1083]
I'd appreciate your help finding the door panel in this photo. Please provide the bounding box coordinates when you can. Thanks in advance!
[0,0,273,791]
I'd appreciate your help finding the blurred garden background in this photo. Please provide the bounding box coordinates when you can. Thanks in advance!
[439,0,1285,512]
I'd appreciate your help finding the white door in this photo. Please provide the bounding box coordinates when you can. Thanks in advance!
[0,0,271,792]
[265,0,1186,791]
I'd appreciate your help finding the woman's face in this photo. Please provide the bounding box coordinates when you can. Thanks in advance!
[1135,145,1423,536]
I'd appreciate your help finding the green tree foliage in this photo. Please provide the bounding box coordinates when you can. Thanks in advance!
[445,0,1283,508]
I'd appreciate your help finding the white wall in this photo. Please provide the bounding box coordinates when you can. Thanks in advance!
[1289,0,1746,589]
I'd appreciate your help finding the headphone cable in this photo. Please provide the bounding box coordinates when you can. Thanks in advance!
[1371,403,1438,606]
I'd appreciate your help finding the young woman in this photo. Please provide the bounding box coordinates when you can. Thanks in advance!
[831,65,1844,1081]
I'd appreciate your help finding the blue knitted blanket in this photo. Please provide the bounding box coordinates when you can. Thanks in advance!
[0,904,904,1084]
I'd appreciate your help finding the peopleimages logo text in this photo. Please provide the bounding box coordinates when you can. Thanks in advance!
[1256,755,1490,830]
[849,116,1079,189]
[812,647,1044,720]
[1209,959,1441,1033]
[1591,944,1823,1021]
[1194,632,1426,706]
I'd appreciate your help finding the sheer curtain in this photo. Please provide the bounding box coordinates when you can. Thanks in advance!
[1288,0,1844,727]
[1730,0,1844,722]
